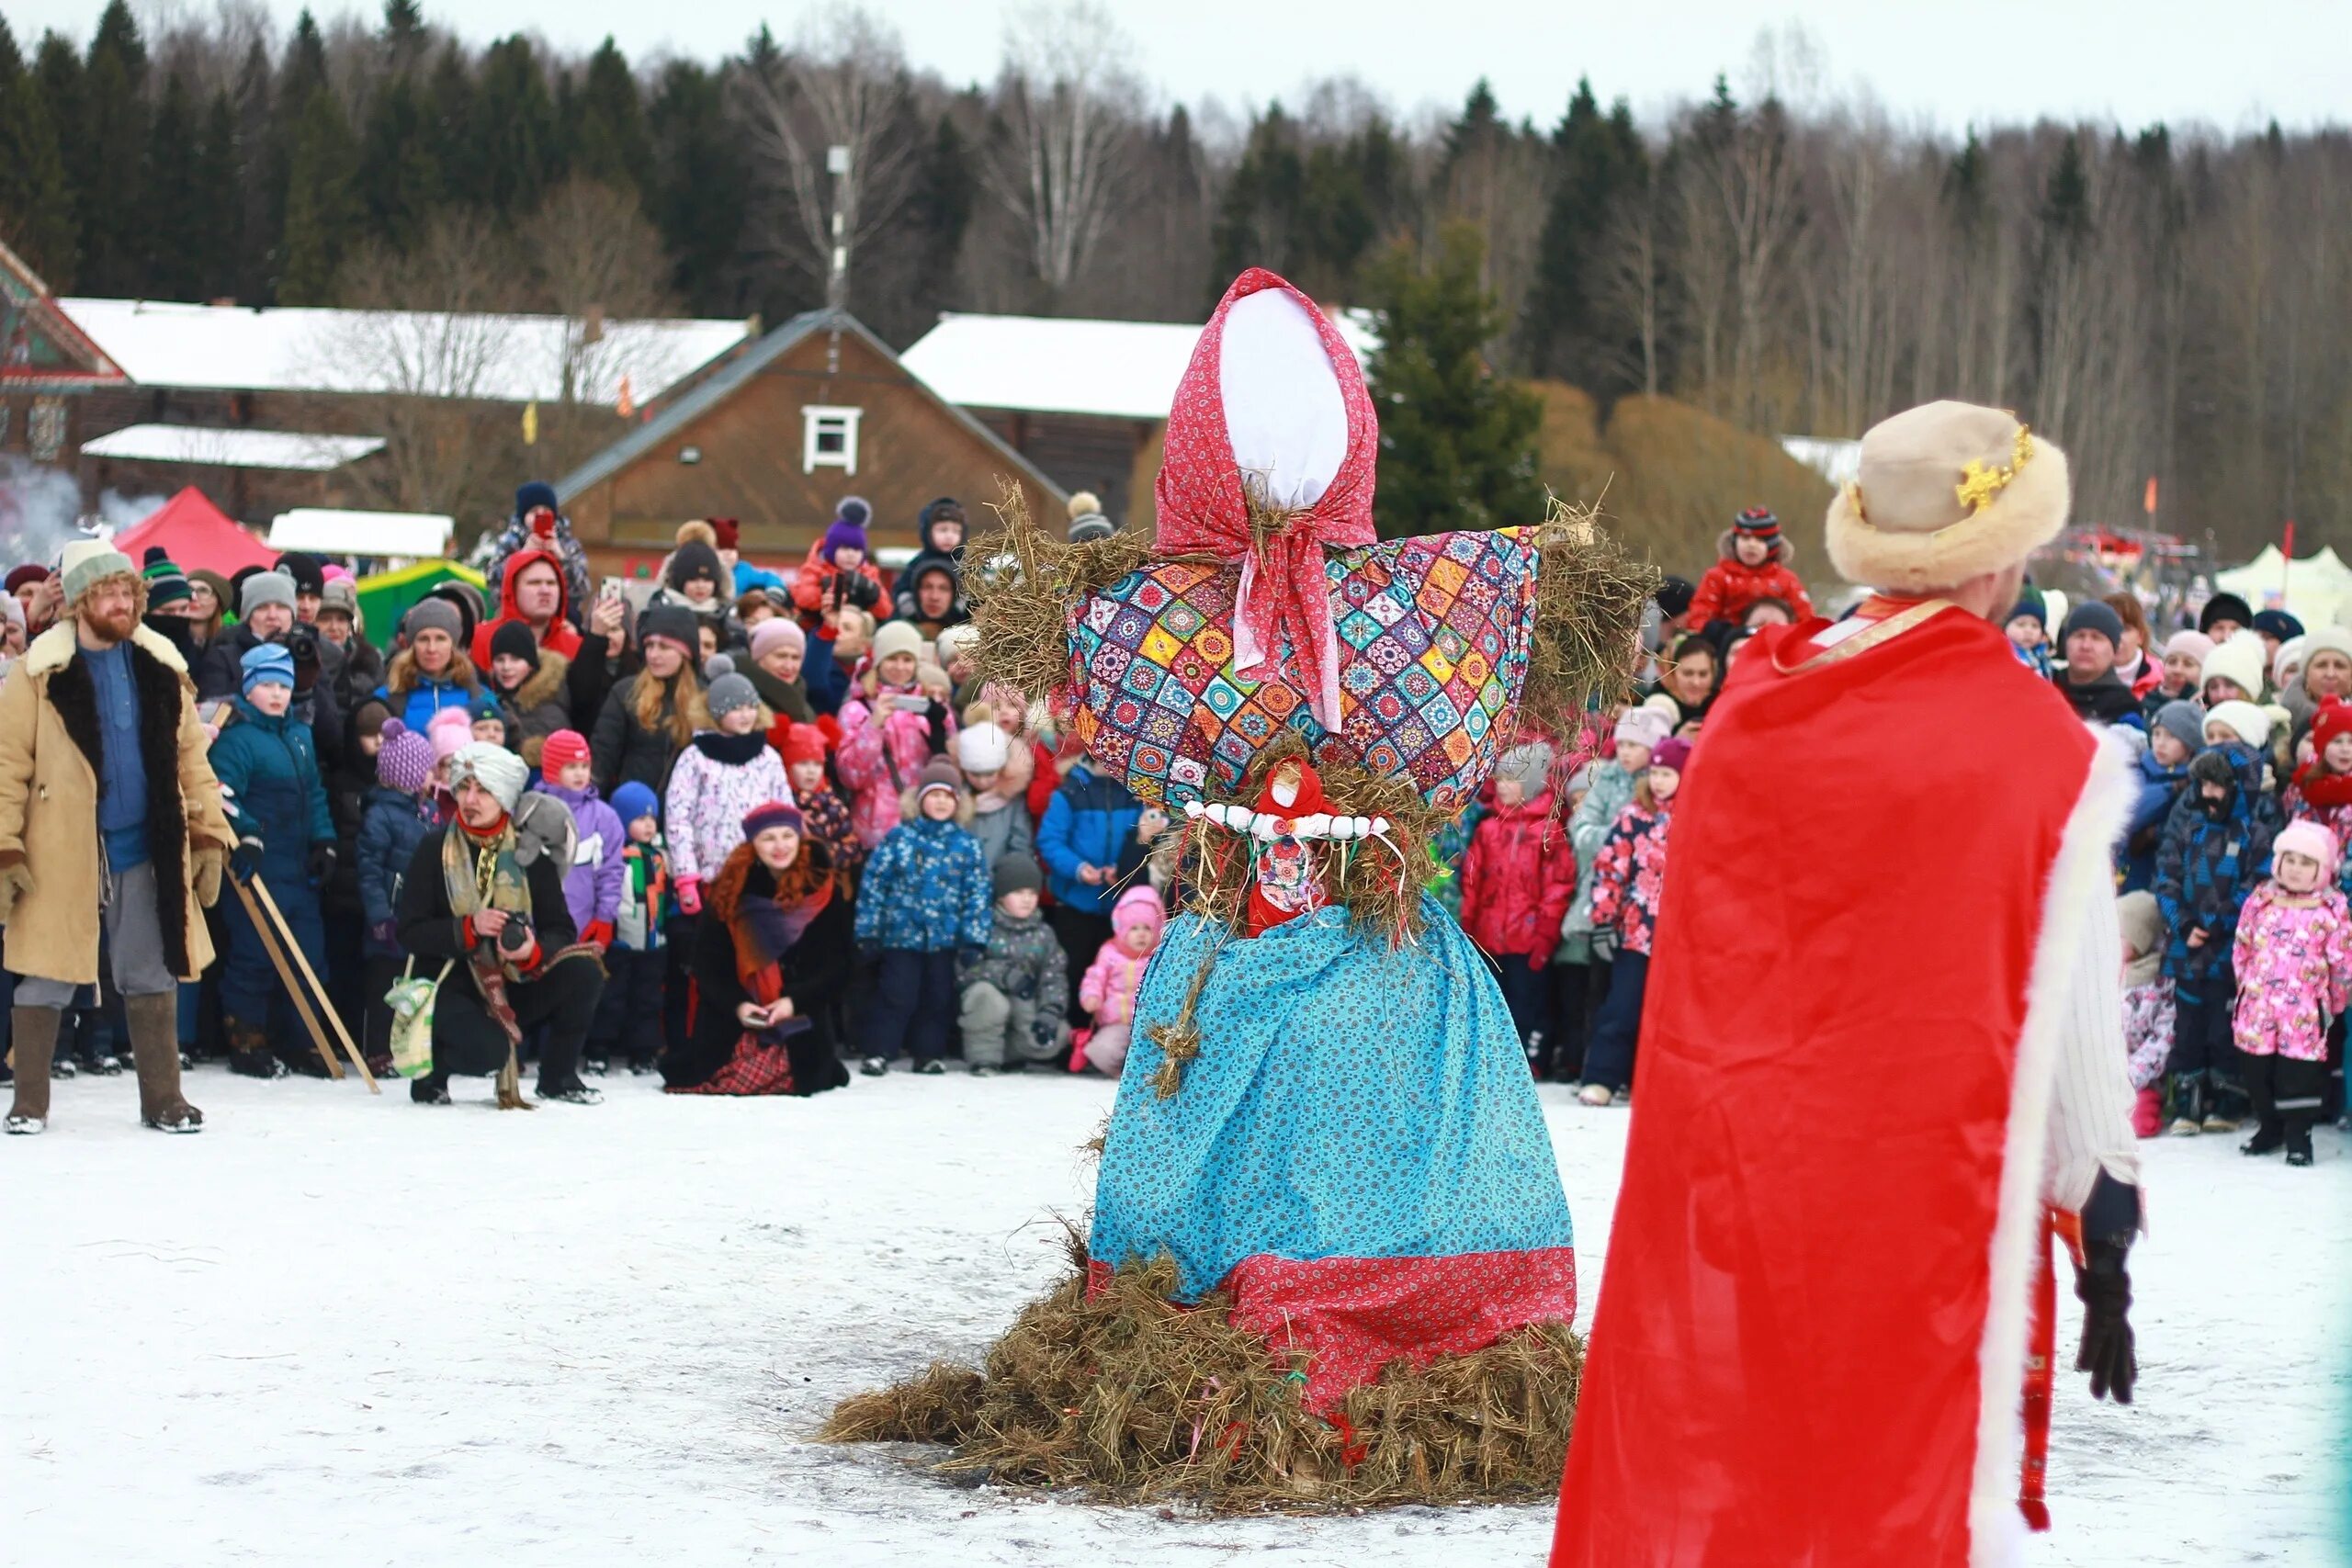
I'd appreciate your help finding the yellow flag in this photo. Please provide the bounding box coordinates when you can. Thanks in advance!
[522,400,538,446]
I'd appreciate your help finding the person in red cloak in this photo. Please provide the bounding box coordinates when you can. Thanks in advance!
[1552,401,2143,1568]
[1242,757,1332,938]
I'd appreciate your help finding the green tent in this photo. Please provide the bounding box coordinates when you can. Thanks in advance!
[356,560,488,644]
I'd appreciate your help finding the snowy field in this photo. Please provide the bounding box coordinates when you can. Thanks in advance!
[4,1065,2346,1567]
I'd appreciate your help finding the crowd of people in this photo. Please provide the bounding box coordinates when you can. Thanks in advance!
[1,479,2343,1167]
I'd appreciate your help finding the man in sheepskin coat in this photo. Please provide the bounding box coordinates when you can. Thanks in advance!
[0,541,237,1134]
[1553,403,2143,1565]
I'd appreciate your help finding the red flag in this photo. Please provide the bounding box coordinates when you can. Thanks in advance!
[2143,476,2158,515]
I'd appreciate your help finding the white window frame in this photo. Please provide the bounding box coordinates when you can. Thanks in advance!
[801,404,863,476]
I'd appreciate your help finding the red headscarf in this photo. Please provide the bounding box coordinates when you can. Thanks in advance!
[1153,268,1376,731]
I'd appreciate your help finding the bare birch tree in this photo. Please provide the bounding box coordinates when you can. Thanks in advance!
[988,1,1141,297]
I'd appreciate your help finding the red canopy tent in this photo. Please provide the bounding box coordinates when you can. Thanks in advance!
[112,487,277,577]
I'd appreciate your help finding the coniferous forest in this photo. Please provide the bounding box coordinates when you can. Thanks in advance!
[2,1,2346,560]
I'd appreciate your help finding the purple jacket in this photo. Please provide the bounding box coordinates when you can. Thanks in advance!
[542,780,627,934]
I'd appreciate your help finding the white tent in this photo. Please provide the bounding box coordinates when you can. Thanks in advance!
[268,508,454,562]
[2212,546,2352,632]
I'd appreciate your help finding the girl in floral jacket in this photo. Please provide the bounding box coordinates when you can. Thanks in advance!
[663,659,792,916]
[2283,697,2352,897]
[1579,736,1688,1105]
[2232,818,2352,1166]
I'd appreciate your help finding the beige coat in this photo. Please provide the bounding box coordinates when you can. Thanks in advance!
[0,621,234,984]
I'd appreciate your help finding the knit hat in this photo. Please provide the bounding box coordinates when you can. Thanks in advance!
[2204,699,2272,750]
[141,553,192,610]
[540,729,591,773]
[773,730,826,773]
[276,550,325,597]
[1732,505,1781,541]
[1825,401,2070,593]
[871,619,923,669]
[2273,636,2310,690]
[741,799,804,840]
[667,540,723,592]
[751,617,806,661]
[2199,592,2254,635]
[2199,631,2267,700]
[469,691,504,724]
[916,757,962,802]
[428,581,485,638]
[709,517,740,550]
[1111,884,1167,942]
[428,706,474,761]
[1654,576,1695,620]
[2312,698,2352,755]
[2152,701,2206,753]
[2007,586,2046,628]
[240,569,297,618]
[376,721,436,795]
[189,568,230,615]
[2059,600,2124,651]
[2273,818,2341,884]
[934,624,980,670]
[992,854,1042,900]
[352,698,392,742]
[240,640,295,694]
[2118,890,2163,984]
[611,781,660,827]
[637,604,700,658]
[402,595,464,645]
[322,563,353,583]
[5,563,47,593]
[1651,736,1693,774]
[448,742,528,812]
[704,655,759,719]
[822,501,870,561]
[2252,608,2305,643]
[1614,706,1671,750]
[515,480,559,518]
[1497,741,1554,794]
[2300,626,2352,673]
[489,619,538,668]
[1067,489,1114,544]
[2162,629,2214,666]
[956,721,1012,773]
[319,578,357,619]
[61,539,138,607]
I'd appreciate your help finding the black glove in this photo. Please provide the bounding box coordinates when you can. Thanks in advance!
[2074,1237,2136,1404]
[307,843,336,884]
[497,912,536,957]
[231,832,266,881]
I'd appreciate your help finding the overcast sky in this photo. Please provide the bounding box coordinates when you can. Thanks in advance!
[17,0,2344,139]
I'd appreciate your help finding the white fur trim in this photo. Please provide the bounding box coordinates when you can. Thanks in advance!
[1827,438,2070,593]
[1968,728,2136,1565]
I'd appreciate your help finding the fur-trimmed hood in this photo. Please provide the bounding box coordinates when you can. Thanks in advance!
[1716,528,1796,568]
[505,647,571,713]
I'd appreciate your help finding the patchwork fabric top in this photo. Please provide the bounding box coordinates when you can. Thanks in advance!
[1068,526,1539,813]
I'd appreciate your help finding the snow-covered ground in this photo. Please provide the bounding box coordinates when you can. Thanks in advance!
[4,1065,2345,1567]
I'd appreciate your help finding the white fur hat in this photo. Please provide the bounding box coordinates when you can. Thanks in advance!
[1826,401,2070,593]
[2204,699,2272,751]
[2199,631,2268,701]
[956,721,1011,773]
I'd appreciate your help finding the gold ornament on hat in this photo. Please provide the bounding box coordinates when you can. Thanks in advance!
[1954,423,2037,513]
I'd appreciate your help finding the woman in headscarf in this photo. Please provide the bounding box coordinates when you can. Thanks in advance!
[662,802,852,1096]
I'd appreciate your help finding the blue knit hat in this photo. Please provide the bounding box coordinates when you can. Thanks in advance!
[611,781,660,827]
[515,480,559,518]
[241,641,295,694]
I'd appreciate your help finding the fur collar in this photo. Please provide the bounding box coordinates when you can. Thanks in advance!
[1715,529,1796,569]
[23,621,191,682]
[510,648,571,710]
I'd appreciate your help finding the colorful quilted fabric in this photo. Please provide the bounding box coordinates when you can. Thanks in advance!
[1067,526,1540,812]
[1088,897,1577,1407]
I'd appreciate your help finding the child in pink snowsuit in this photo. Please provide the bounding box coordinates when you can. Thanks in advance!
[1077,885,1166,1076]
[2231,818,2352,1166]
[836,622,955,848]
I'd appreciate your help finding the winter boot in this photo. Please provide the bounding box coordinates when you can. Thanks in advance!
[6,1006,62,1134]
[2166,1072,2205,1136]
[126,993,201,1133]
[2240,1122,2285,1156]
[225,1018,288,1080]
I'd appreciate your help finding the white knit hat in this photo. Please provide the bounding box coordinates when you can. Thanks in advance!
[1615,706,1671,750]
[2204,699,2272,751]
[956,721,1011,773]
[2199,631,2268,701]
[870,619,923,668]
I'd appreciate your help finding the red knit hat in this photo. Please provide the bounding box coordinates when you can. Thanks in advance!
[709,517,740,550]
[741,799,803,840]
[1733,506,1781,541]
[780,726,830,765]
[2313,698,2352,756]
[541,729,591,773]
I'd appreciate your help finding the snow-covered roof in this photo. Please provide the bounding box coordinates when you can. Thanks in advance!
[57,298,754,406]
[81,423,384,471]
[899,309,1380,423]
[1781,435,1862,488]
[268,508,454,558]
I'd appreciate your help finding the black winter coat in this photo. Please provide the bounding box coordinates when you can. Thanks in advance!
[665,853,854,1095]
[393,824,580,1010]
[589,672,693,801]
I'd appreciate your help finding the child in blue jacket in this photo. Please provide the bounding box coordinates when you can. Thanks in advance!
[209,643,338,1079]
[854,759,990,1076]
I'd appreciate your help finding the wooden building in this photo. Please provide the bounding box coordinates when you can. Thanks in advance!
[554,309,1064,578]
[1,240,128,468]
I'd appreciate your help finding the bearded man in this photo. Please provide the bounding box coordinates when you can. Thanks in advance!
[0,541,235,1134]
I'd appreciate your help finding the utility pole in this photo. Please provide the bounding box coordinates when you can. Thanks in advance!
[826,143,851,374]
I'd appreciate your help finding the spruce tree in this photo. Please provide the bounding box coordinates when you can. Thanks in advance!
[1211,106,1304,289]
[908,111,975,324]
[1364,224,1545,540]
[194,89,243,299]
[1522,78,1648,389]
[646,58,747,313]
[78,0,150,294]
[356,72,442,251]
[231,39,274,302]
[141,67,203,299]
[424,42,478,209]
[570,38,650,196]
[0,17,78,283]
[475,36,557,219]
[278,88,361,303]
